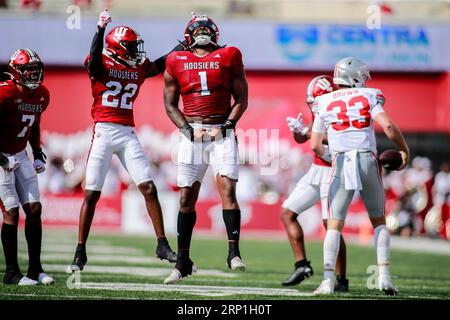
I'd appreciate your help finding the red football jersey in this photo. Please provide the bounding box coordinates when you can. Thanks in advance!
[311,111,331,167]
[86,54,152,127]
[165,46,244,117]
[0,80,49,154]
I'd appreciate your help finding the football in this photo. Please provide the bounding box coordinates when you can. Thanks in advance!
[379,149,403,170]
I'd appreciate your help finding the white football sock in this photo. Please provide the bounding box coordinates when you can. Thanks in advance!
[323,229,341,280]
[374,225,390,278]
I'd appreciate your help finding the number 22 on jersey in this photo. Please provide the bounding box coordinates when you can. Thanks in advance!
[327,95,371,131]
[102,81,138,109]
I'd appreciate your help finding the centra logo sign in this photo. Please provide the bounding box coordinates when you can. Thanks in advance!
[276,25,429,64]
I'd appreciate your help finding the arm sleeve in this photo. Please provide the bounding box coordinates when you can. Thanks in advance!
[87,26,106,77]
[312,113,326,133]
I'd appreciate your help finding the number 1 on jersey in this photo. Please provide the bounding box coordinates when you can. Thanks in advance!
[198,71,211,96]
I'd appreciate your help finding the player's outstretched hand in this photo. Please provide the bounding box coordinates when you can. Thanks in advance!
[287,113,305,134]
[98,8,112,28]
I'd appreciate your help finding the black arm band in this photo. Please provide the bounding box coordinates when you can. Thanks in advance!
[220,119,237,137]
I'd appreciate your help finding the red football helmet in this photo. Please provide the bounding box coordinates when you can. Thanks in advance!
[306,75,337,109]
[184,13,219,48]
[8,48,44,90]
[105,26,145,67]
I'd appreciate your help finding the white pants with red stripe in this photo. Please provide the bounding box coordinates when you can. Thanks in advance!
[282,164,332,220]
[327,151,384,221]
[85,122,152,191]
[0,148,40,211]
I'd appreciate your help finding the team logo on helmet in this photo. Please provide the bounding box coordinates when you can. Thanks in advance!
[105,26,146,67]
[306,75,337,110]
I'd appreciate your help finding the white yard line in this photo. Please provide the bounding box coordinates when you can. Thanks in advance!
[19,253,169,265]
[23,244,146,255]
[79,282,314,297]
[0,293,143,300]
[43,264,238,278]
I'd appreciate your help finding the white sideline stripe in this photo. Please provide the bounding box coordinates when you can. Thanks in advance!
[20,253,169,265]
[0,293,144,300]
[80,282,314,297]
[33,244,145,255]
[44,264,238,278]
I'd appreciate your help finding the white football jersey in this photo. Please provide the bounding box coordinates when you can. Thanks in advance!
[312,87,385,154]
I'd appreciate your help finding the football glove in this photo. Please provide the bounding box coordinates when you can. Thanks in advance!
[33,147,47,173]
[33,159,46,174]
[287,113,309,135]
[98,8,112,28]
[0,154,20,172]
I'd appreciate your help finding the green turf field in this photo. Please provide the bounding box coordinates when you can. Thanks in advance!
[0,230,449,300]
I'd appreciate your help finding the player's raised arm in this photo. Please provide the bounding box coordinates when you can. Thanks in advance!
[86,9,111,77]
[163,71,193,140]
[374,111,410,169]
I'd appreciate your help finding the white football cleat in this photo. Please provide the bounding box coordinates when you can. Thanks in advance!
[18,276,39,286]
[38,272,55,285]
[313,279,334,295]
[164,264,197,285]
[378,275,398,296]
[228,256,247,271]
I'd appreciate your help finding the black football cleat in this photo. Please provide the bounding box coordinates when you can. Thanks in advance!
[156,243,177,263]
[68,244,87,273]
[282,261,314,286]
[334,276,349,292]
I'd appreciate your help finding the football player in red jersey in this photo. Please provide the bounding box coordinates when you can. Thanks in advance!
[68,9,186,272]
[0,49,54,285]
[280,75,348,291]
[163,13,248,284]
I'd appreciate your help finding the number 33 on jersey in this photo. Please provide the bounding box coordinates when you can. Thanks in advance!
[85,53,151,127]
[312,87,385,153]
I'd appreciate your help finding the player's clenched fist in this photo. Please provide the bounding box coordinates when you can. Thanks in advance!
[98,8,112,28]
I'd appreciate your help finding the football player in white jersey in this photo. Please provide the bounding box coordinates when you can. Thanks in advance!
[311,57,409,295]
[280,75,348,292]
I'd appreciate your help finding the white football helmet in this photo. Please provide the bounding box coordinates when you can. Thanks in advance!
[333,57,370,88]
